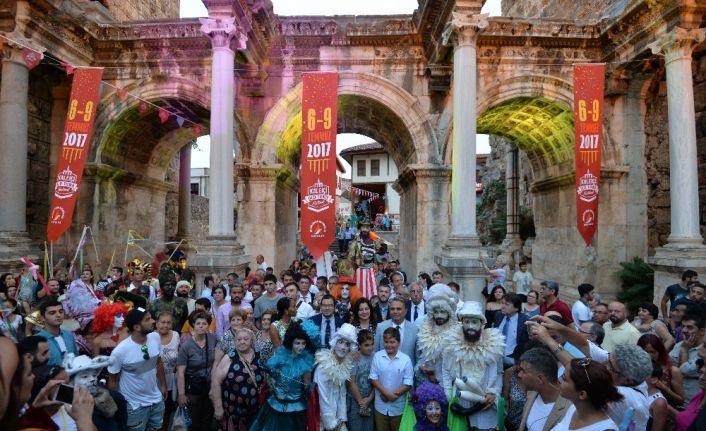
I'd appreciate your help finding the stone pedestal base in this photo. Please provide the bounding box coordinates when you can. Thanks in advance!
[0,231,39,273]
[189,236,249,296]
[435,235,486,302]
[649,244,706,305]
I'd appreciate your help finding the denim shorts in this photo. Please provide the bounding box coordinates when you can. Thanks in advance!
[126,400,165,431]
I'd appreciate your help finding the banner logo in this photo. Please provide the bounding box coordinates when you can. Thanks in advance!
[302,179,334,213]
[577,171,599,202]
[54,168,79,199]
[309,220,327,238]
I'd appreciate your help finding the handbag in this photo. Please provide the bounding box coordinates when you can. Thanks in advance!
[171,406,192,431]
[185,336,210,396]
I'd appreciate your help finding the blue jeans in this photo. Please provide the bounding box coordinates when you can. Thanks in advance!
[126,400,165,431]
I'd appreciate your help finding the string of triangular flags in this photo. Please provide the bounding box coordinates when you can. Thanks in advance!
[337,177,381,202]
[0,33,205,138]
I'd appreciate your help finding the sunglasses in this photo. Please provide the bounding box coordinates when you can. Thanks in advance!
[575,358,592,384]
[141,344,149,361]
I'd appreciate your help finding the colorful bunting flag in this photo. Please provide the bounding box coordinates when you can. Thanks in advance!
[117,88,128,101]
[138,100,149,114]
[192,124,202,137]
[22,48,42,70]
[176,116,185,127]
[60,62,74,75]
[158,108,170,123]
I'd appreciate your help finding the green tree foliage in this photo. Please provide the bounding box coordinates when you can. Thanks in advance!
[616,257,655,315]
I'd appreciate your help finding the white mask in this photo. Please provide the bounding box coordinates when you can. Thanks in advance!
[333,339,351,359]
[292,338,307,355]
[341,284,350,300]
[113,313,124,330]
[72,369,99,388]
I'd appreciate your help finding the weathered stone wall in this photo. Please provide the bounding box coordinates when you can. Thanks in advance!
[102,0,180,21]
[27,72,52,243]
[644,53,706,254]
[191,195,209,239]
[502,0,628,20]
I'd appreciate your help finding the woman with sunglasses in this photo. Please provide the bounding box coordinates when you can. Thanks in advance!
[552,358,623,430]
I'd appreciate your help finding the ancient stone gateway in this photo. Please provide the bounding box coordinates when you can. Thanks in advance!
[0,0,704,303]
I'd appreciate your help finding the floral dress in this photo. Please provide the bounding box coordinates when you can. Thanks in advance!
[254,330,274,363]
[219,352,265,431]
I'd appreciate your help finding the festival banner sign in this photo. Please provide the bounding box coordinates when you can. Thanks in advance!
[573,64,605,246]
[300,72,338,259]
[47,68,104,242]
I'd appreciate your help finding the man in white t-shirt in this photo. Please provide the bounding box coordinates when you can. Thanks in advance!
[571,283,594,330]
[606,344,651,431]
[517,347,571,431]
[511,261,533,300]
[108,307,167,431]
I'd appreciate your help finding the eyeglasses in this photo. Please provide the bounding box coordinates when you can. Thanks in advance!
[575,358,592,384]
[141,344,150,361]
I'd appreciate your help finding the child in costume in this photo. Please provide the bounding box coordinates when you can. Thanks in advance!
[249,320,319,431]
[411,382,449,431]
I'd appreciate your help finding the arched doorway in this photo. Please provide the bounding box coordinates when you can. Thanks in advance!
[242,71,444,275]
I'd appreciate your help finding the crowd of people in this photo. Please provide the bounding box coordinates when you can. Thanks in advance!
[1,245,706,431]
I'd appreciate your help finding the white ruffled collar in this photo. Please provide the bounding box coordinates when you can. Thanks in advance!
[315,350,354,384]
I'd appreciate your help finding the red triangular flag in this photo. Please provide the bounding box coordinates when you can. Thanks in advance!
[60,62,74,75]
[158,109,170,123]
[22,49,42,70]
[192,124,202,137]
[117,88,128,101]
[138,100,149,114]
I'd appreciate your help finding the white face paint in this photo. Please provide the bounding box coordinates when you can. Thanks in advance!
[425,400,442,425]
[461,317,483,332]
[341,284,350,300]
[292,338,307,355]
[333,339,352,359]
[72,369,99,388]
[113,313,124,330]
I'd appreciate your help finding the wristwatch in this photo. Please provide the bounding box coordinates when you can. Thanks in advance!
[552,344,564,354]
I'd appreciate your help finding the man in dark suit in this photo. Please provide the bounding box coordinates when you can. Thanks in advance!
[308,294,344,348]
[374,298,418,365]
[404,282,426,324]
[494,292,529,367]
[373,284,392,322]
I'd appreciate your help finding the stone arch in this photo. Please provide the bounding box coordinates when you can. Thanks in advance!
[253,71,437,169]
[92,77,210,178]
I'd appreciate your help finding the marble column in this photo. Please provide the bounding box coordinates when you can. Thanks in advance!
[502,144,522,254]
[0,47,29,232]
[649,28,705,247]
[648,28,706,304]
[177,144,192,239]
[437,12,488,302]
[200,17,244,236]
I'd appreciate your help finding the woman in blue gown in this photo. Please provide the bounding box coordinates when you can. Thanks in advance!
[249,320,318,431]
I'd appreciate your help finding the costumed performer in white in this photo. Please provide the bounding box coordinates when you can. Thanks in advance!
[314,323,359,431]
[416,285,460,386]
[442,301,504,431]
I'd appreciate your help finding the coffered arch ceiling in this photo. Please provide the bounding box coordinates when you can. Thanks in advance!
[477,97,574,172]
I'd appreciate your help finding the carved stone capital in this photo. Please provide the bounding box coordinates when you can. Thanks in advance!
[199,17,247,50]
[648,27,706,65]
[1,34,45,66]
[442,13,488,47]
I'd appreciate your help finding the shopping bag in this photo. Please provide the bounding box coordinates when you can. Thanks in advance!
[447,392,470,431]
[171,406,191,431]
[400,393,417,430]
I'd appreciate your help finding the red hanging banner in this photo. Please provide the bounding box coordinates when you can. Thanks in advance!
[573,64,605,246]
[47,68,104,242]
[300,72,338,259]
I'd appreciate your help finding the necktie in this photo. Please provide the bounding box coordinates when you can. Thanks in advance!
[413,305,418,322]
[502,318,509,337]
[324,319,331,347]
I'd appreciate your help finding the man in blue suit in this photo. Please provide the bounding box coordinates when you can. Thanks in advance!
[308,294,344,348]
[374,298,418,365]
[493,292,529,367]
